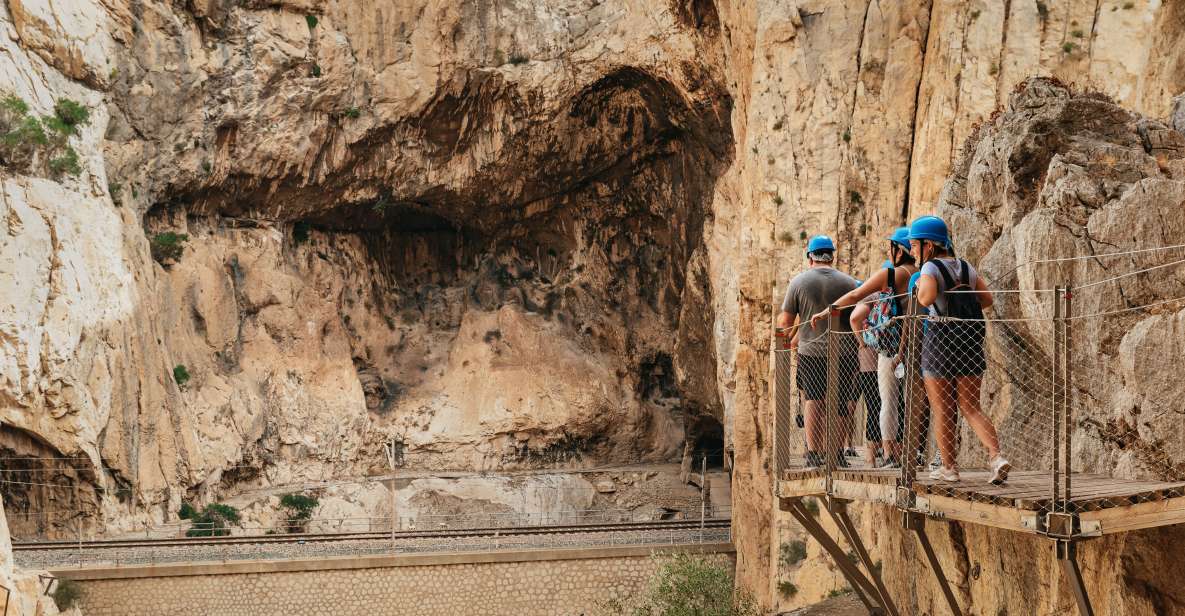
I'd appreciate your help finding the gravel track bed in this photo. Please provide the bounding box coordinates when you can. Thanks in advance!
[17,528,732,569]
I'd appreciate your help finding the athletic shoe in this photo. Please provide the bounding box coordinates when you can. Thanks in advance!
[804,452,823,469]
[928,466,959,482]
[990,455,1011,485]
[879,458,901,469]
[929,452,943,470]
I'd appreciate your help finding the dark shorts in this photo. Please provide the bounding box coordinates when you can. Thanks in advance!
[796,354,858,405]
[921,322,986,378]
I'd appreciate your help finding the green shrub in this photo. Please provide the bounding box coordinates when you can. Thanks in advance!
[777,580,798,599]
[0,93,89,178]
[779,539,808,567]
[311,64,322,77]
[186,503,240,537]
[173,364,191,388]
[773,194,784,206]
[508,53,529,65]
[777,231,794,244]
[1063,41,1077,53]
[598,553,760,616]
[1071,29,1084,38]
[802,497,820,517]
[849,190,864,205]
[48,147,81,177]
[841,128,851,143]
[306,14,318,28]
[201,160,212,173]
[344,107,360,119]
[150,232,188,263]
[179,502,197,520]
[279,493,319,533]
[53,99,90,131]
[1036,1,1049,19]
[51,579,82,610]
[828,587,851,598]
[1123,2,1134,8]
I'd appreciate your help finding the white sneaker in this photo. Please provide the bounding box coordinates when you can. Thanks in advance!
[990,455,1011,485]
[928,466,960,482]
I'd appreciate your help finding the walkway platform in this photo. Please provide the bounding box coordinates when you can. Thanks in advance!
[778,466,1185,537]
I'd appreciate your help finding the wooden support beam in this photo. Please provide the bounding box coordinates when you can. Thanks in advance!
[828,499,900,616]
[904,513,963,616]
[1056,540,1095,616]
[786,499,885,615]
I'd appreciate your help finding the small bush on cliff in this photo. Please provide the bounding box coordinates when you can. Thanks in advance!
[187,503,240,537]
[150,232,188,264]
[179,502,197,520]
[779,539,808,567]
[776,580,798,599]
[597,553,759,616]
[51,579,82,610]
[305,14,317,28]
[279,493,319,533]
[0,93,89,178]
[173,364,191,388]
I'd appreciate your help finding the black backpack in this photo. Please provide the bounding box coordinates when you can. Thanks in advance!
[931,259,984,320]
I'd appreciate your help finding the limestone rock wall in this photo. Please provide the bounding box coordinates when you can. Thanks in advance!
[4,0,1185,612]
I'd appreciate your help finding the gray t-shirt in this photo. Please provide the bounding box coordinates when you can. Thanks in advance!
[919,258,980,316]
[781,267,859,357]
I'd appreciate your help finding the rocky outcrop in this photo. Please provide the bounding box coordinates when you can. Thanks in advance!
[2,0,732,542]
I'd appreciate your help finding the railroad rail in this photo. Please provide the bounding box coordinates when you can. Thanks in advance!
[13,518,731,551]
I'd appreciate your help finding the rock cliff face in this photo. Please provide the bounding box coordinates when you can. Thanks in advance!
[3,0,1185,613]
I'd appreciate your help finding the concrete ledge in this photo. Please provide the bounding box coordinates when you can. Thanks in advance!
[53,542,735,581]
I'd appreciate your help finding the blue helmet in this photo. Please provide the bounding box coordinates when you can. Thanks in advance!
[908,216,950,246]
[888,226,911,249]
[806,234,836,255]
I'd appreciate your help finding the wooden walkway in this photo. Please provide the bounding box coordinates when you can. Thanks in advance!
[778,465,1185,537]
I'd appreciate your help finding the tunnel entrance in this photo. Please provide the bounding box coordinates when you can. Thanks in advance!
[688,414,725,469]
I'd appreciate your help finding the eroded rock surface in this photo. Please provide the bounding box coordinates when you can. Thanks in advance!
[3,0,1185,613]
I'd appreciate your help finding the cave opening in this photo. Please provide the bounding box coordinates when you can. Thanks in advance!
[689,414,725,469]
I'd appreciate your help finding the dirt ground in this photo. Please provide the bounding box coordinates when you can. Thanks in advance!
[779,594,867,616]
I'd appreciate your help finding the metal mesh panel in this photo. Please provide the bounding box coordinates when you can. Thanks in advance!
[897,293,1057,492]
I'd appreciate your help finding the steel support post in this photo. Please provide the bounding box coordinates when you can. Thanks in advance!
[1051,286,1063,512]
[786,498,886,615]
[827,499,900,616]
[825,307,840,494]
[903,512,963,616]
[899,293,922,498]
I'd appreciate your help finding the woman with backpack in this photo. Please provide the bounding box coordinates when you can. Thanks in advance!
[909,215,1010,484]
[809,227,918,468]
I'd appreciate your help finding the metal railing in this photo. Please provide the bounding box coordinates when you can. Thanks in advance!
[773,268,1185,525]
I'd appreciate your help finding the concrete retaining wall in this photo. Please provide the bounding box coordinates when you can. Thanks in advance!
[57,543,735,615]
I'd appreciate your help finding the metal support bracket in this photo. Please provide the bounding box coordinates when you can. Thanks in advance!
[1056,540,1095,616]
[895,486,916,510]
[785,498,887,616]
[904,512,964,616]
[1045,512,1077,539]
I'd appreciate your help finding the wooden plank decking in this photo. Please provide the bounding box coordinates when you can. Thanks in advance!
[778,463,1185,536]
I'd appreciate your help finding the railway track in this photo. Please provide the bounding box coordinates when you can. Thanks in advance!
[13,518,731,551]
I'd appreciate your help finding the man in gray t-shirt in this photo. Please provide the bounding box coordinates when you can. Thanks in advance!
[776,235,859,468]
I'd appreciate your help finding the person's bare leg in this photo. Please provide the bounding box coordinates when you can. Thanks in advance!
[924,377,958,469]
[955,376,1000,458]
[804,399,823,458]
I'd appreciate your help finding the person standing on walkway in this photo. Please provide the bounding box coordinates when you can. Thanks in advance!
[809,228,918,468]
[909,215,1010,484]
[776,235,860,469]
[850,300,881,467]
